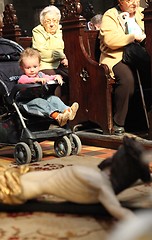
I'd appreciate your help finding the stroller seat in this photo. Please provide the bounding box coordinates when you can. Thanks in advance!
[0,38,82,164]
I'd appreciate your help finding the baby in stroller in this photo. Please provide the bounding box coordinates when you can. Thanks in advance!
[0,40,81,164]
[18,48,79,127]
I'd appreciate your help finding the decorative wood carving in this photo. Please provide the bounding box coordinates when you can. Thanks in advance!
[59,0,95,21]
[2,4,21,41]
[61,0,82,20]
[80,68,89,81]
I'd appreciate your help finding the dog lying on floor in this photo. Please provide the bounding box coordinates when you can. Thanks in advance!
[0,136,151,221]
[98,135,151,195]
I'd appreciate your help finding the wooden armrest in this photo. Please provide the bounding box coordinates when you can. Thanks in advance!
[101,64,116,85]
[17,37,32,49]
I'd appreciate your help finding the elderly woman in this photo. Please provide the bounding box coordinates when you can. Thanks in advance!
[99,0,150,135]
[32,5,68,102]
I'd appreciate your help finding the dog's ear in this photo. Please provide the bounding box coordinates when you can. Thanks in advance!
[98,142,126,171]
[123,136,151,182]
[98,157,113,170]
[123,136,145,160]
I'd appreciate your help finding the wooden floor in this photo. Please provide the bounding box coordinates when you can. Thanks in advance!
[0,140,116,166]
[1,125,152,166]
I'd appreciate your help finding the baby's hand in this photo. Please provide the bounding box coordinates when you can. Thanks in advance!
[54,75,64,85]
[35,78,47,84]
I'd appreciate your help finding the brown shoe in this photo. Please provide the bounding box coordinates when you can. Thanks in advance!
[56,111,70,127]
[69,102,79,120]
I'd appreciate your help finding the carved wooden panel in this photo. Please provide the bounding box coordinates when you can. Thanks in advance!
[2,3,21,41]
[61,0,83,20]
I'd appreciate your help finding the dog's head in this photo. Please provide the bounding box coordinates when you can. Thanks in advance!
[98,136,151,194]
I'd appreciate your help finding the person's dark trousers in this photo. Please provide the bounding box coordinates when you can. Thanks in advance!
[112,61,135,127]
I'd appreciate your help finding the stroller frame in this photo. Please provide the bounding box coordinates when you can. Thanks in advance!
[0,39,81,164]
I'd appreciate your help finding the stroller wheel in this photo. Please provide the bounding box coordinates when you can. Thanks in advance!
[70,134,82,155]
[31,141,43,162]
[14,142,32,165]
[54,136,72,157]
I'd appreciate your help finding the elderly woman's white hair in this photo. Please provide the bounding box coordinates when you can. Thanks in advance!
[40,5,61,25]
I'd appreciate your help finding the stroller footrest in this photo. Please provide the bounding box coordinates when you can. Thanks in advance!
[33,128,72,140]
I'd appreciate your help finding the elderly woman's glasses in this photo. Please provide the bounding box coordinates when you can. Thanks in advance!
[124,0,140,3]
[44,19,59,24]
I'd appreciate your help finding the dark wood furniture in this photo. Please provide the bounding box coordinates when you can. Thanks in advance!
[17,37,32,49]
[2,4,21,43]
[61,1,116,134]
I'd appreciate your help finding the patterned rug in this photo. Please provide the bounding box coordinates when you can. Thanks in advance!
[0,155,115,240]
[0,155,152,239]
[0,212,115,240]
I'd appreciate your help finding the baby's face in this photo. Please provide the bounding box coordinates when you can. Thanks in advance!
[22,56,40,78]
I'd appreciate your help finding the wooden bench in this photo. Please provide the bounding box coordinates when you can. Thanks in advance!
[60,1,116,134]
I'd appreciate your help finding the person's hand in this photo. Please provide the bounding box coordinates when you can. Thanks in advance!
[54,75,64,85]
[60,58,68,67]
[34,78,47,84]
[134,33,146,42]
[52,50,65,60]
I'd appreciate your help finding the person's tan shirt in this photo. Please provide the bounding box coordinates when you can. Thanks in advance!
[99,6,144,77]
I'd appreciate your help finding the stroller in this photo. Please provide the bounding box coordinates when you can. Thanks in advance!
[0,38,81,164]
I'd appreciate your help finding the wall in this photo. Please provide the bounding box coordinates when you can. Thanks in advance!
[12,0,49,36]
[93,0,117,13]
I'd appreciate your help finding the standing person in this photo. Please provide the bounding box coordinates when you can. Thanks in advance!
[32,5,69,103]
[18,48,78,127]
[99,0,150,135]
